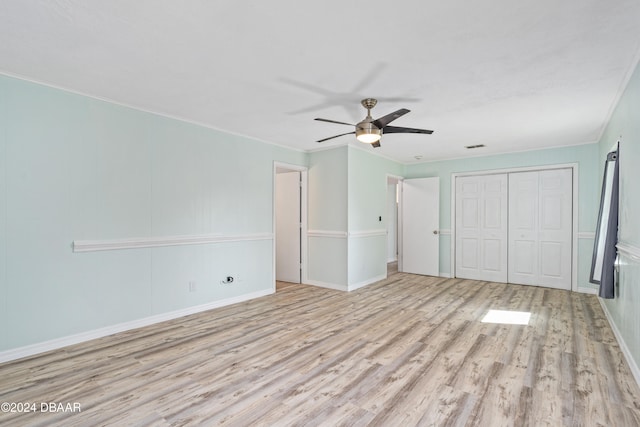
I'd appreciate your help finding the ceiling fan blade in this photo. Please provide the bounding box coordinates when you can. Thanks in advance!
[371,141,381,148]
[314,118,355,126]
[383,125,434,135]
[351,62,387,93]
[317,131,355,143]
[288,101,336,115]
[372,108,410,128]
[279,77,335,96]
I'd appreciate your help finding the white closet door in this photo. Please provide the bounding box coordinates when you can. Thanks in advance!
[508,169,572,289]
[455,174,508,282]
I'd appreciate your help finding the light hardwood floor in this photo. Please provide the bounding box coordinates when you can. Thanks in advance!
[1,271,640,426]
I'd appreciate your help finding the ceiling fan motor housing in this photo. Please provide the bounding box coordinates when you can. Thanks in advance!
[356,121,381,143]
[355,98,381,143]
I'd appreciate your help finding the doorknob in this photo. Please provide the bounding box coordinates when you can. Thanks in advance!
[433,230,439,235]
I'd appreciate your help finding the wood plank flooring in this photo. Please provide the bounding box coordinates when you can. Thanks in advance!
[1,272,640,426]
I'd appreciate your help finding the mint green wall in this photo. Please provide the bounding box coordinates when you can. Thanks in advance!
[307,147,348,286]
[405,144,601,286]
[598,60,640,373]
[0,77,7,351]
[600,63,640,245]
[308,147,348,231]
[347,147,403,286]
[0,74,305,351]
[307,146,404,288]
[347,147,403,231]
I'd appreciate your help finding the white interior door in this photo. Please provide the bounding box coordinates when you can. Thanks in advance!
[508,169,572,289]
[455,174,508,282]
[401,177,439,276]
[276,171,301,283]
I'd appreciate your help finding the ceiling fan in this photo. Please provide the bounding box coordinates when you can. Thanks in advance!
[315,98,433,148]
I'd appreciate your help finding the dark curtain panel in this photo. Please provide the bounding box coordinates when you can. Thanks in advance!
[592,146,619,299]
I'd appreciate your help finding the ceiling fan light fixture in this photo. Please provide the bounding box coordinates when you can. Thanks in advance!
[356,123,382,143]
[315,98,432,146]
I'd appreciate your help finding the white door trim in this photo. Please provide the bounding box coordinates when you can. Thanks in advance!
[451,163,579,291]
[387,174,404,273]
[273,162,308,290]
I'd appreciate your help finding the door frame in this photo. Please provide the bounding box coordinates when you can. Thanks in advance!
[451,163,579,291]
[387,174,404,273]
[273,162,308,291]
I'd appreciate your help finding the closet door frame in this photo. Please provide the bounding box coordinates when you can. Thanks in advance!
[451,163,579,292]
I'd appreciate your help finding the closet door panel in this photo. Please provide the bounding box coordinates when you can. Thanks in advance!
[455,174,508,282]
[508,172,539,285]
[508,169,572,289]
[537,168,572,289]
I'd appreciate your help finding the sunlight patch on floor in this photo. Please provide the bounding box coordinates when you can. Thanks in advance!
[481,309,531,325]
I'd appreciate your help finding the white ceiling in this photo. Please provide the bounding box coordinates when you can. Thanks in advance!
[2,1,640,163]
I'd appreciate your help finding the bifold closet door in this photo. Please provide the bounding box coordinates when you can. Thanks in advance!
[455,174,508,282]
[508,169,572,290]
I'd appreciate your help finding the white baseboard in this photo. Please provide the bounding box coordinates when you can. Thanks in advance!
[598,298,640,388]
[0,289,273,364]
[306,273,394,292]
[304,279,348,292]
[348,274,387,292]
[577,286,599,295]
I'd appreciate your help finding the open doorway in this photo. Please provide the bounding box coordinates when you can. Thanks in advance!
[274,162,308,291]
[386,175,402,277]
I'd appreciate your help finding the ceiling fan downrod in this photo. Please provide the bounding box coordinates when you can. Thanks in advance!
[361,98,378,117]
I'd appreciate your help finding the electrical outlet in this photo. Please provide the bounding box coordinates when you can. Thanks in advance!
[189,281,196,292]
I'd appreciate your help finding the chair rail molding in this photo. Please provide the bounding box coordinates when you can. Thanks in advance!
[307,230,348,238]
[348,229,387,238]
[72,232,273,252]
[578,231,596,239]
[617,242,640,261]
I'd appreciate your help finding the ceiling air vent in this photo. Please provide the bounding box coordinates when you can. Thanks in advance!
[465,144,485,149]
